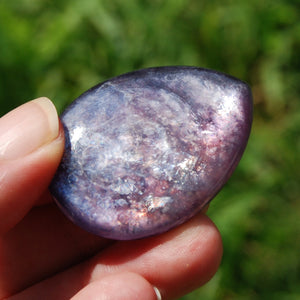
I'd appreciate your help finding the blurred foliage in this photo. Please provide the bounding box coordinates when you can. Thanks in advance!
[0,0,299,299]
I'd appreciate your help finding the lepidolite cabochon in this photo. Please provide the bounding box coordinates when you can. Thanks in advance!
[50,66,252,240]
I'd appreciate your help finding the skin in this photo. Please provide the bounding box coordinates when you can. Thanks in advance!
[0,98,223,300]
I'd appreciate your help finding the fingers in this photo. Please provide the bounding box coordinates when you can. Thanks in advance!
[0,204,212,297]
[90,213,223,299]
[0,204,110,298]
[0,98,64,233]
[10,213,222,300]
[71,272,160,300]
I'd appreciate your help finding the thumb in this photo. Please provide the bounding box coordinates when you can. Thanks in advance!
[0,97,64,234]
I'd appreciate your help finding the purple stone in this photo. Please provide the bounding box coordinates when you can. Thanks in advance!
[50,66,252,240]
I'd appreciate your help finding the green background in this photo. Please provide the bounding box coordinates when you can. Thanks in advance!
[0,0,299,299]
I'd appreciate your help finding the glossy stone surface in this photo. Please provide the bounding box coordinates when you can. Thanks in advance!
[50,66,252,240]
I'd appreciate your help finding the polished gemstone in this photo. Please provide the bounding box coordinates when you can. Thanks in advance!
[50,66,253,240]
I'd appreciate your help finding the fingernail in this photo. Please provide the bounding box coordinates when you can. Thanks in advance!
[153,286,162,300]
[0,97,59,160]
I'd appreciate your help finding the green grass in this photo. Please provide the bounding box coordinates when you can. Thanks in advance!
[0,1,299,299]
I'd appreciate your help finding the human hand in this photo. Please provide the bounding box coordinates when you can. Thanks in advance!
[0,98,222,300]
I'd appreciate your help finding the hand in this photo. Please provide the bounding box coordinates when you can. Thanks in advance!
[0,98,222,300]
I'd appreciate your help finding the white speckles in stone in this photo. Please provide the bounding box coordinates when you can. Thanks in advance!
[177,156,198,171]
[110,177,138,195]
[145,195,173,212]
[70,126,85,146]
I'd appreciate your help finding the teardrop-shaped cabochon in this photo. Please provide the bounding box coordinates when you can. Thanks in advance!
[50,66,253,240]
